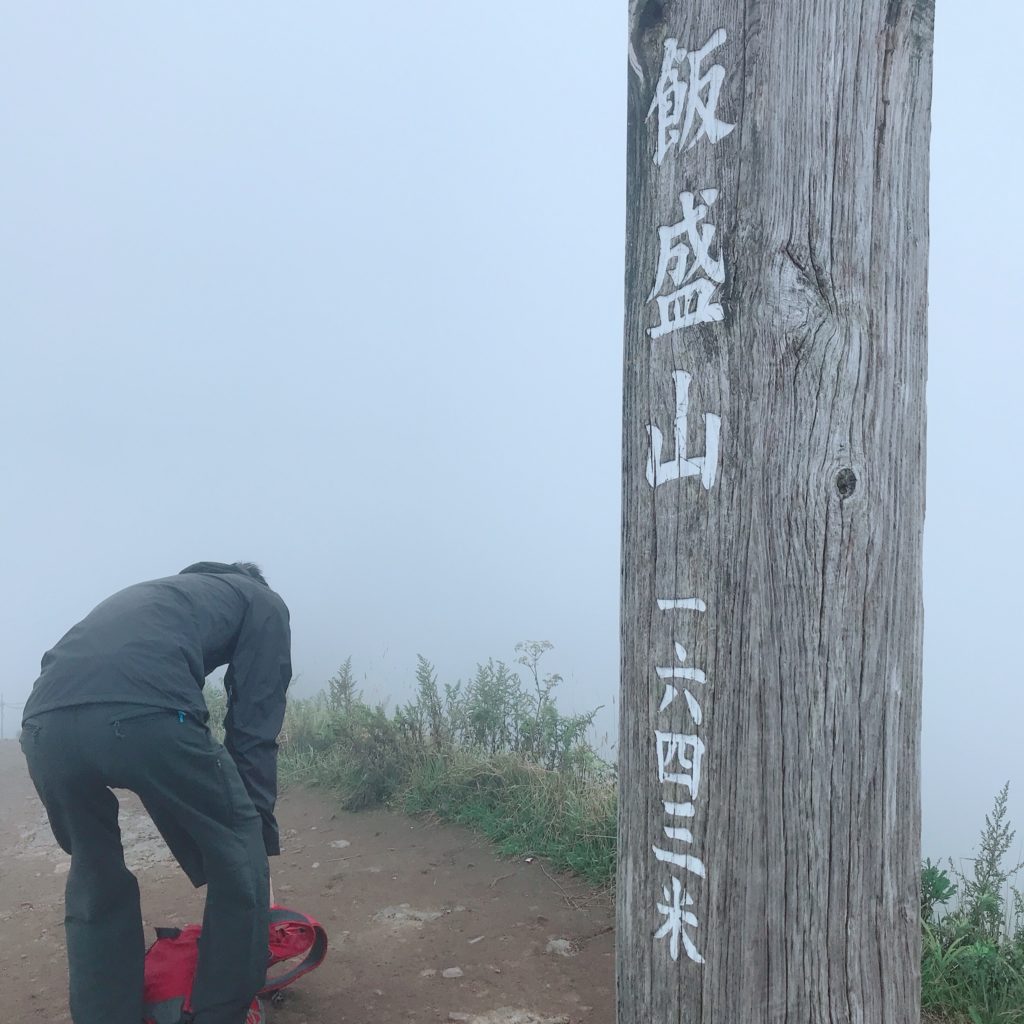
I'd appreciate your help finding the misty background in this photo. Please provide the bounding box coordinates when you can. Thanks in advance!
[1,3,1018,871]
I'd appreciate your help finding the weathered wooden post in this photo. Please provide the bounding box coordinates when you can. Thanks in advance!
[617,2,934,1022]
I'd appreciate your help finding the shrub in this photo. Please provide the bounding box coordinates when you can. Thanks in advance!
[273,644,614,882]
[921,784,1024,1023]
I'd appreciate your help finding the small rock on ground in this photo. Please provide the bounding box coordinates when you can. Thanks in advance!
[461,1012,570,1024]
[374,904,443,925]
[545,938,576,958]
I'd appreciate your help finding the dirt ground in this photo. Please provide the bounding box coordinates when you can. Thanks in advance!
[0,740,614,1024]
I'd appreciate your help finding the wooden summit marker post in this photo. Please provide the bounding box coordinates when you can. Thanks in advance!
[618,2,934,1022]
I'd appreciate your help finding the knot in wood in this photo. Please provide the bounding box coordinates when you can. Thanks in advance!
[835,468,858,499]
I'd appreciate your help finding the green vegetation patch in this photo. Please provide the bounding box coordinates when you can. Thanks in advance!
[920,783,1024,1023]
[263,646,617,885]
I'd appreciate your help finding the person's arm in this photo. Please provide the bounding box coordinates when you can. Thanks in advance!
[223,589,292,856]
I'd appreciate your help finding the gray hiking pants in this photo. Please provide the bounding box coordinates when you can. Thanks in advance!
[20,703,270,1024]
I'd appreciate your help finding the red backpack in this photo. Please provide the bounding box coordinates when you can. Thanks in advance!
[143,906,328,1024]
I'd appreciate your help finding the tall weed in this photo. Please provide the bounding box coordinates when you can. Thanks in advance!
[921,784,1024,1022]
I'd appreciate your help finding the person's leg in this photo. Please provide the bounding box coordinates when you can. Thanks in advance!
[21,711,144,1024]
[98,709,270,1024]
[188,794,269,1024]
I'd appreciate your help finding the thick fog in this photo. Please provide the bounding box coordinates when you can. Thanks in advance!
[1,3,1019,871]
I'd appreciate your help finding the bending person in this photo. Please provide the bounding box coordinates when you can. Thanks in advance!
[20,560,292,1024]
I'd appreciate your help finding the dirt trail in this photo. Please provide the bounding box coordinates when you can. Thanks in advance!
[0,740,614,1024]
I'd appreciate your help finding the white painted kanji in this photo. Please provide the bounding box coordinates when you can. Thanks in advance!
[646,370,721,490]
[657,598,707,612]
[656,731,705,797]
[648,189,725,337]
[654,876,705,964]
[661,799,697,843]
[653,844,706,878]
[641,24,740,988]
[647,30,735,165]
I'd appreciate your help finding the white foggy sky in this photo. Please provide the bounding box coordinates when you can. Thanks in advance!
[0,3,1019,868]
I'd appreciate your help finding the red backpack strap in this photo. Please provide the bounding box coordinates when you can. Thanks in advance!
[259,907,328,996]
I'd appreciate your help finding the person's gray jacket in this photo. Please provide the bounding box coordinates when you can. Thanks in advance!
[23,562,292,855]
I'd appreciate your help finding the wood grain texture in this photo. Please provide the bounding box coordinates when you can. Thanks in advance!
[617,3,934,1022]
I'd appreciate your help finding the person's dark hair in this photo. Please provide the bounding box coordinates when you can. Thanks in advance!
[179,561,269,587]
[231,561,268,587]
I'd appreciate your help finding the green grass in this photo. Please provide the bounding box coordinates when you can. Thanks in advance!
[400,748,615,884]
